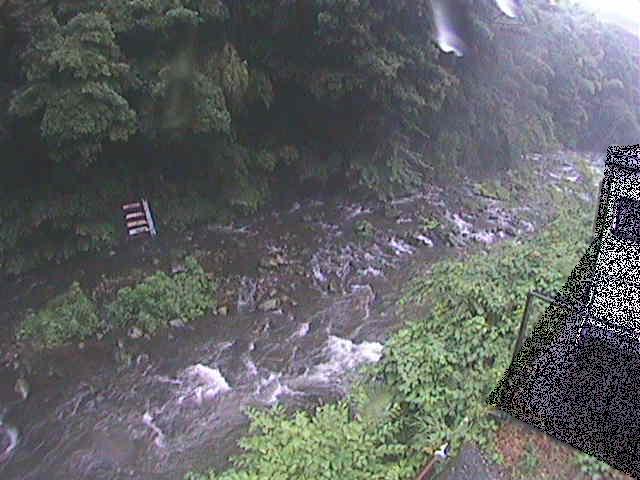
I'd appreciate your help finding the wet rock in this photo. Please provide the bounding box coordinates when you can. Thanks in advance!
[258,298,279,312]
[169,319,185,328]
[14,377,29,401]
[128,327,143,339]
[354,220,375,240]
[447,232,464,247]
[136,353,150,365]
[383,205,401,219]
[259,257,279,269]
[152,258,160,266]
[171,263,186,274]
[217,305,229,316]
[412,233,434,247]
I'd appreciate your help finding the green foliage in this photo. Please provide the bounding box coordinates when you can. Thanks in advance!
[185,402,415,480]
[354,219,375,240]
[17,281,101,348]
[517,443,541,477]
[10,11,137,165]
[573,452,614,480]
[2,0,640,276]
[384,201,592,450]
[187,167,596,479]
[106,256,216,334]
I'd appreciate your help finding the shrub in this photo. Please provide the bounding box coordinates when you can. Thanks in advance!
[380,202,593,452]
[17,281,101,348]
[106,256,216,334]
[185,402,416,480]
[573,452,614,479]
[187,166,597,479]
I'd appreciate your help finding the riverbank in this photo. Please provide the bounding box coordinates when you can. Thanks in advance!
[0,149,616,479]
[183,150,626,480]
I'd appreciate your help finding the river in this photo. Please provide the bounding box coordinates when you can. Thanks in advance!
[0,150,602,480]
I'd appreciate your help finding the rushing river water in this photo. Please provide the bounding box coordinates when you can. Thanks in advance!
[0,151,602,480]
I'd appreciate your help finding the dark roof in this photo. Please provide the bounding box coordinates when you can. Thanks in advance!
[606,145,640,171]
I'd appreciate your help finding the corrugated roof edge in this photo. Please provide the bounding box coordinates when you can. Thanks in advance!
[606,144,640,171]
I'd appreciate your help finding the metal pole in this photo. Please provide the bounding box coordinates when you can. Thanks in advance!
[511,291,576,363]
[512,292,535,363]
[142,198,157,237]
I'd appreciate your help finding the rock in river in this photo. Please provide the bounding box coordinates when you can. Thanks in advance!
[14,377,29,401]
[258,298,280,312]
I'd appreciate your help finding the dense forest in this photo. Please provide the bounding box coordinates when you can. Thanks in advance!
[0,0,638,276]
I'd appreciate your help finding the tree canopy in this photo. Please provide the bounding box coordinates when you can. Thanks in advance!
[0,0,638,275]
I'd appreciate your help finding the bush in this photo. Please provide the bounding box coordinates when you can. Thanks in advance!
[186,167,597,479]
[381,202,593,452]
[573,452,614,480]
[17,281,101,348]
[185,402,415,480]
[106,256,216,334]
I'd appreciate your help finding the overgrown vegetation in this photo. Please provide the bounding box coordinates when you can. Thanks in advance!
[17,281,101,348]
[1,0,638,276]
[17,256,216,346]
[106,255,217,334]
[573,452,615,480]
[186,170,597,479]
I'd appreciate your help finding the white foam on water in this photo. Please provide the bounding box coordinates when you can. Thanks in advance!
[0,424,18,463]
[396,216,414,224]
[345,205,372,219]
[495,0,519,18]
[177,365,232,406]
[389,237,415,255]
[305,336,384,382]
[359,266,383,277]
[390,193,425,205]
[185,365,231,392]
[289,202,301,213]
[207,223,253,235]
[255,372,297,404]
[244,358,258,376]
[449,212,473,236]
[154,375,183,385]
[312,263,327,283]
[414,234,434,247]
[142,411,166,448]
[296,322,310,337]
[472,231,496,244]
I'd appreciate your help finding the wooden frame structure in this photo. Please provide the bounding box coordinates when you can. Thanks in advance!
[122,198,157,238]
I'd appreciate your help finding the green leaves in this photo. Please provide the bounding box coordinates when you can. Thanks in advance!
[184,164,596,479]
[11,11,137,165]
[106,256,216,334]
[17,281,101,348]
[188,402,412,480]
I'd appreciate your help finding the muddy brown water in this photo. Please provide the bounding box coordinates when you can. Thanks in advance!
[0,151,602,480]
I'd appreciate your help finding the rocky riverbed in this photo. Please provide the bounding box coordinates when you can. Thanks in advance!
[0,150,605,479]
